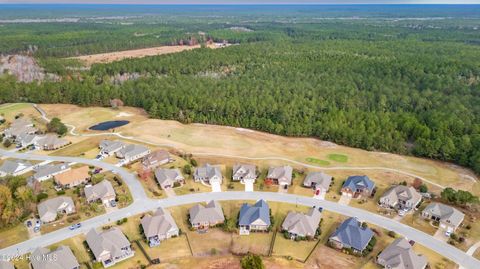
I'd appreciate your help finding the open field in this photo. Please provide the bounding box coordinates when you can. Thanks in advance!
[70,44,202,65]
[36,104,480,197]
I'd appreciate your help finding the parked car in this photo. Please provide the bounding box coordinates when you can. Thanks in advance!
[26,220,32,228]
[35,220,41,228]
[315,189,320,195]
[33,227,40,233]
[110,200,117,207]
[284,185,288,190]
[75,223,82,229]
[445,231,452,237]
[69,225,76,230]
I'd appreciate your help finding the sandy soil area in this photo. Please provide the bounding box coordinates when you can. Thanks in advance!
[71,45,202,65]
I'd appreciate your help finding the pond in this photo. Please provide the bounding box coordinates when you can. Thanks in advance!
[89,120,130,131]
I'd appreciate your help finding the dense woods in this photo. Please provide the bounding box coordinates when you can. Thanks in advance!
[0,5,479,174]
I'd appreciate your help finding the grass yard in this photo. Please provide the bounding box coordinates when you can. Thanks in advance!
[0,225,29,249]
[412,243,457,269]
[401,206,437,236]
[51,136,103,158]
[0,103,35,120]
[231,233,272,255]
[140,235,192,261]
[327,153,349,163]
[272,233,318,261]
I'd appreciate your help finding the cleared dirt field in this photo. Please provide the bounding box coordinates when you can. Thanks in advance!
[71,45,202,65]
[36,104,480,195]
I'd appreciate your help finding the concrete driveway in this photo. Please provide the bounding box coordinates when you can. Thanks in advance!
[338,194,352,205]
[211,182,221,192]
[164,188,177,197]
[244,180,254,192]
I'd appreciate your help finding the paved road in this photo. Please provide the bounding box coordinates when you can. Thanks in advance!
[0,149,148,201]
[1,150,480,268]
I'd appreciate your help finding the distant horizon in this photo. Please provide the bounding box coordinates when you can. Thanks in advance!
[1,1,480,5]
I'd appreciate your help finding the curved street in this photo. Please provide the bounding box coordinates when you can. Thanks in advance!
[0,149,479,268]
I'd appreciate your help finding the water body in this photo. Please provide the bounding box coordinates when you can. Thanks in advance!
[89,120,129,131]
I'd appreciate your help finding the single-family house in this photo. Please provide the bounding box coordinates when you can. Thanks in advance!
[232,163,257,183]
[99,140,126,156]
[154,168,184,189]
[422,203,465,232]
[329,217,374,253]
[266,165,293,186]
[303,171,332,194]
[54,166,90,188]
[30,245,80,269]
[3,118,37,139]
[141,207,179,247]
[142,150,172,169]
[115,144,151,163]
[85,180,116,206]
[37,196,75,223]
[379,185,422,211]
[33,163,70,182]
[194,164,222,184]
[341,175,376,198]
[281,206,322,239]
[0,261,14,269]
[377,238,428,269]
[86,227,134,268]
[15,132,39,148]
[189,200,225,229]
[0,159,34,177]
[238,199,270,235]
[36,134,69,150]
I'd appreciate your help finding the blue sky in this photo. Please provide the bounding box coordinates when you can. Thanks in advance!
[1,1,480,4]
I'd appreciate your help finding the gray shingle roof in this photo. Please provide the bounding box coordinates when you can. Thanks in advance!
[154,168,184,188]
[141,207,179,239]
[342,175,375,193]
[142,150,170,167]
[99,140,125,154]
[30,245,80,269]
[267,165,293,185]
[86,227,131,261]
[194,164,222,181]
[33,163,70,180]
[37,196,75,223]
[116,144,149,160]
[232,163,257,180]
[282,207,322,237]
[238,199,270,226]
[36,134,69,149]
[84,180,116,202]
[330,217,374,251]
[422,203,465,227]
[189,200,225,225]
[303,172,332,190]
[377,238,428,269]
[380,185,422,208]
[0,159,33,175]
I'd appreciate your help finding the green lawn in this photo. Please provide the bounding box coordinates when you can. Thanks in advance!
[327,154,349,163]
[306,157,330,166]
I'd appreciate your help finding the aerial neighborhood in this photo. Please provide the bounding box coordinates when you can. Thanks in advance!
[0,111,478,269]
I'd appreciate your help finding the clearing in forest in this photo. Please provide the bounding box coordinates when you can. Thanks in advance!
[71,45,201,65]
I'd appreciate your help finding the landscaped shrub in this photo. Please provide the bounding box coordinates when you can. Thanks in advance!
[36,192,48,202]
[241,253,265,269]
[56,190,65,195]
